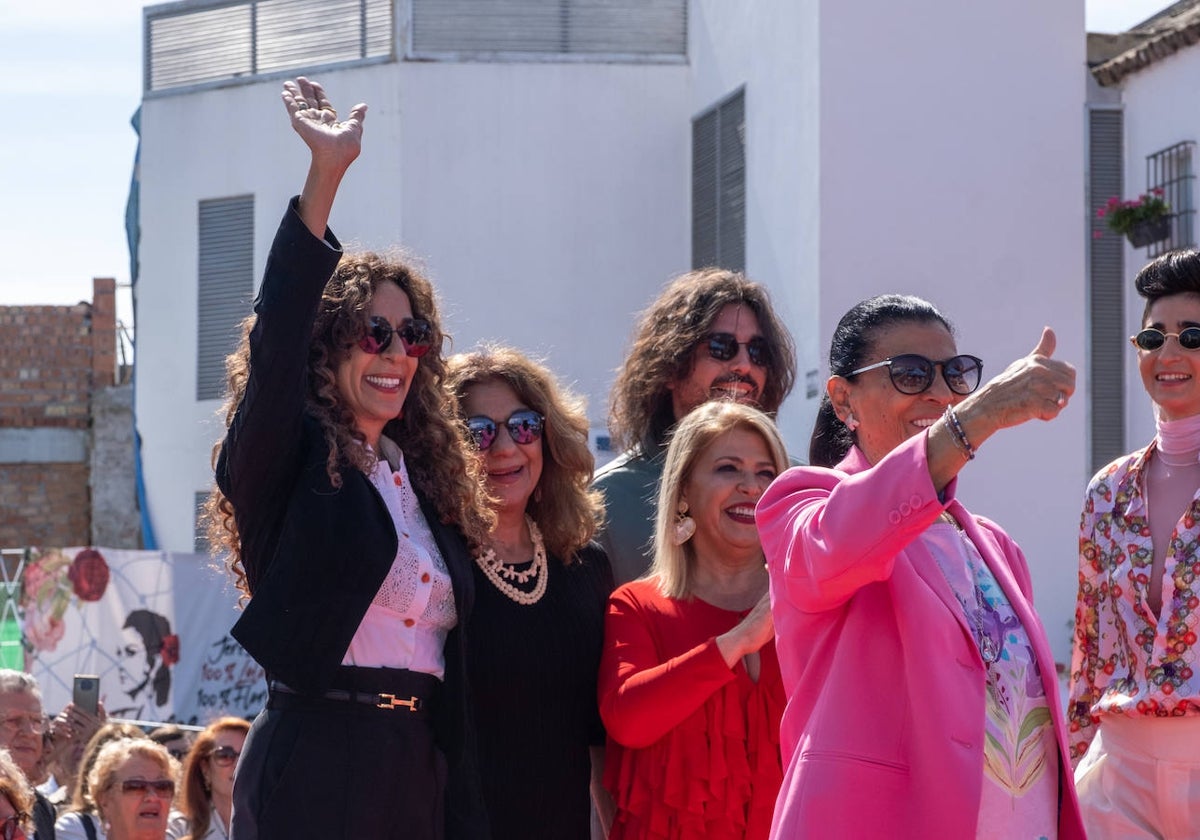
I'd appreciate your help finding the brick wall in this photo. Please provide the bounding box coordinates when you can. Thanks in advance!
[0,278,133,548]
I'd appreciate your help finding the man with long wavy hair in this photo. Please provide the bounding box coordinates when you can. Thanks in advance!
[596,269,796,584]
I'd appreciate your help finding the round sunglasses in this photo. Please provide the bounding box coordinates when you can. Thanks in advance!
[848,353,984,396]
[1130,327,1200,352]
[357,315,434,357]
[704,333,770,368]
[467,409,545,451]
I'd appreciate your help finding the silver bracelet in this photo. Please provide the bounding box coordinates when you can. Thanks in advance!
[944,405,975,460]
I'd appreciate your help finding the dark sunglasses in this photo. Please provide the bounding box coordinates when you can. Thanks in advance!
[357,315,434,357]
[848,354,984,396]
[467,410,544,451]
[120,778,176,798]
[704,333,770,367]
[1131,327,1200,352]
[0,813,25,840]
[210,746,241,766]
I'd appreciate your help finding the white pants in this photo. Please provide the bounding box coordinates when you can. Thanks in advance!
[1074,714,1200,840]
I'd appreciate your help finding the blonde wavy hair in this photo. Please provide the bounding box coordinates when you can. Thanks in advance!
[446,346,604,562]
[205,251,495,596]
[650,401,788,599]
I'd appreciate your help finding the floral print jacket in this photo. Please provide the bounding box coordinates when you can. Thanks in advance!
[1068,443,1200,764]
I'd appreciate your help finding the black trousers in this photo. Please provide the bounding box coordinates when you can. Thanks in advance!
[230,667,447,840]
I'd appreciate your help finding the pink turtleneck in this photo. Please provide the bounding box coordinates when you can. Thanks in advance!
[1146,412,1200,615]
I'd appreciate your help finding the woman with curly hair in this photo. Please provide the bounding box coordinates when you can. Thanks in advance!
[205,77,493,840]
[447,347,615,838]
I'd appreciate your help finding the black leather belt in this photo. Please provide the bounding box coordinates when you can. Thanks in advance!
[269,680,425,713]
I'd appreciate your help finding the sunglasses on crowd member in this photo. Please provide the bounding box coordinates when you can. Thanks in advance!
[848,354,984,396]
[467,410,545,451]
[1130,327,1200,352]
[119,778,176,798]
[357,315,434,357]
[704,333,770,368]
[210,746,241,766]
[0,813,27,840]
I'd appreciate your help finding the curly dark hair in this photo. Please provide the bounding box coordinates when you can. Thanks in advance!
[447,346,604,562]
[205,251,494,596]
[608,268,796,455]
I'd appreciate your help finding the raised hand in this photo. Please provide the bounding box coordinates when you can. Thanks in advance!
[282,77,367,172]
[968,327,1076,430]
[716,590,775,668]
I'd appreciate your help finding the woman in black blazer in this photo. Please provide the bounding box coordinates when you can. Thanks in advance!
[206,77,494,840]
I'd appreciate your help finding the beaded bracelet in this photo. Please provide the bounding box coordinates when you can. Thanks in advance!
[944,405,976,460]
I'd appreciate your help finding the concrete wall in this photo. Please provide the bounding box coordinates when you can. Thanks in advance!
[1118,45,1200,449]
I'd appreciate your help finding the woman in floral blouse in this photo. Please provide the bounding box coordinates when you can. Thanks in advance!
[1069,249,1200,837]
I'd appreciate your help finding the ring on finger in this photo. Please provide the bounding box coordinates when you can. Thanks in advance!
[1056,392,1066,407]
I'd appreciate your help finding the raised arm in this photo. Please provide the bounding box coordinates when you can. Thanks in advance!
[281,77,368,238]
[925,327,1076,491]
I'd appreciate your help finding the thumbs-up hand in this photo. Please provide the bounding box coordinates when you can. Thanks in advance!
[962,326,1077,432]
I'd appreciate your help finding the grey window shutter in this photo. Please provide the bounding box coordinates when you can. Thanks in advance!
[1088,108,1124,474]
[197,196,254,402]
[146,0,392,93]
[409,0,687,58]
[692,89,746,271]
[194,490,211,554]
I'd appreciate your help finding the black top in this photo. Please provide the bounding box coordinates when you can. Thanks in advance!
[467,542,614,840]
[32,790,55,840]
[215,199,488,839]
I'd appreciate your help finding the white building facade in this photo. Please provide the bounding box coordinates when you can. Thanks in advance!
[136,0,1088,659]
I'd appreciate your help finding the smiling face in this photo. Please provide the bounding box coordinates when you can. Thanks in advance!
[1139,292,1200,421]
[833,319,962,466]
[334,281,420,449]
[681,425,778,564]
[97,755,173,840]
[462,379,543,522]
[668,304,767,421]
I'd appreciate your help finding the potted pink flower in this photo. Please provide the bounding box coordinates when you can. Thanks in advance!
[1098,189,1171,247]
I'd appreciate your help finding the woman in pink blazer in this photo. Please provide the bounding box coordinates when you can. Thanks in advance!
[756,295,1086,839]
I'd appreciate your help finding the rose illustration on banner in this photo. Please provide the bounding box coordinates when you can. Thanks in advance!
[160,635,180,667]
[20,549,72,653]
[68,549,110,602]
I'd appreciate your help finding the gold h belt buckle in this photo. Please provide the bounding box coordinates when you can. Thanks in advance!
[377,693,421,712]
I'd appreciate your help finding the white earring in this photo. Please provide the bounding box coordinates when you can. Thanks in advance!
[844,413,859,432]
[673,500,696,545]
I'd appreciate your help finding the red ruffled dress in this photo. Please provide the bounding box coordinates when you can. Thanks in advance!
[599,578,784,840]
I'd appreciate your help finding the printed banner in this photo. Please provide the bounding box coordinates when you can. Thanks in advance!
[20,547,265,725]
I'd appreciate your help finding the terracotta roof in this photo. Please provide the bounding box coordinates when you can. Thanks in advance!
[1092,0,1200,86]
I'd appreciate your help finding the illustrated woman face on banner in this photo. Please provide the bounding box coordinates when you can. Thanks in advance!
[115,609,177,709]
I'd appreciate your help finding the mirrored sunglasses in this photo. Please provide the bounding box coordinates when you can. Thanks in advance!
[210,746,241,766]
[467,410,545,451]
[1130,327,1200,352]
[120,778,176,798]
[704,333,770,368]
[357,315,434,357]
[848,353,984,396]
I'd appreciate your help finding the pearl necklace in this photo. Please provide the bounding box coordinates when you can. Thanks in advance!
[475,516,548,605]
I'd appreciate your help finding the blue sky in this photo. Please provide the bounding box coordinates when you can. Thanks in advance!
[0,0,1178,323]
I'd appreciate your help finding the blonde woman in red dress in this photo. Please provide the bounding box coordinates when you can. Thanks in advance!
[599,401,787,840]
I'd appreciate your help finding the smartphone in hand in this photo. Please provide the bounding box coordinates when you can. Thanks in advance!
[72,675,100,715]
